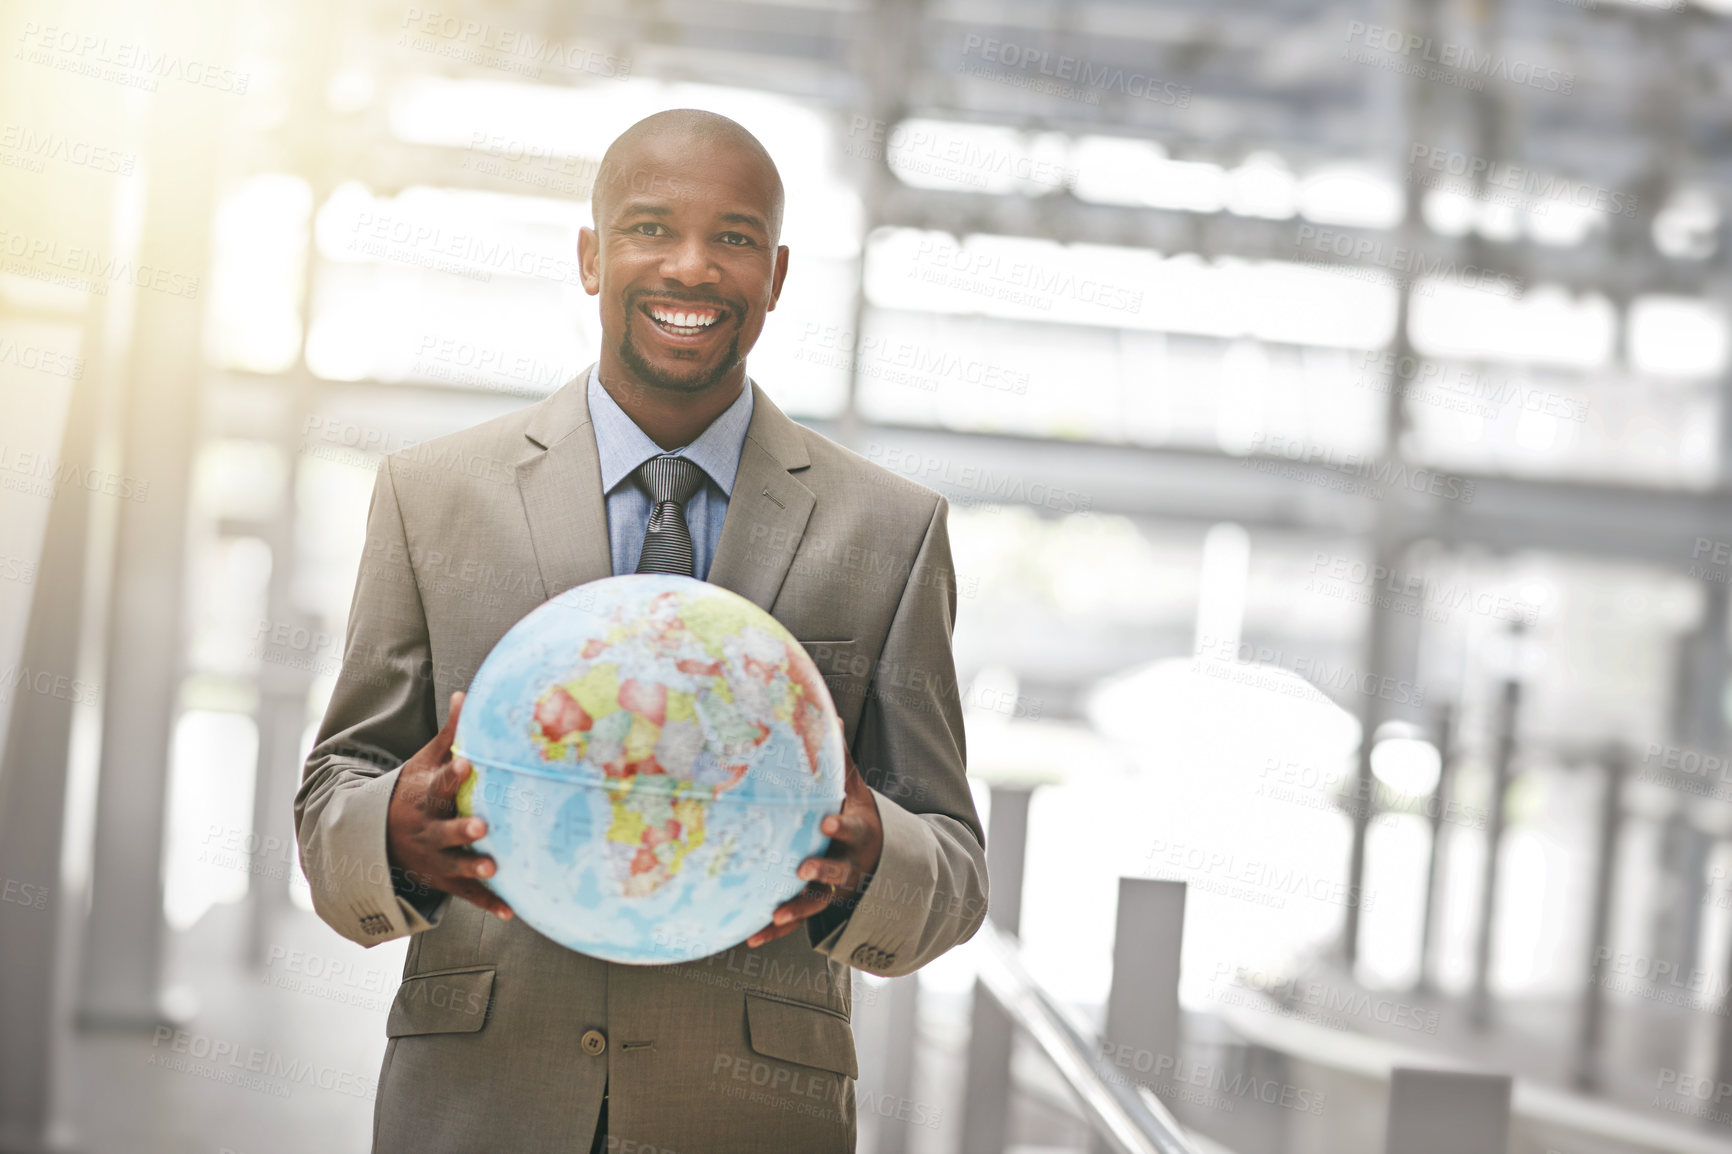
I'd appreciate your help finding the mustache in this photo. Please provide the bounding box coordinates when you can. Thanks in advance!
[627,288,738,314]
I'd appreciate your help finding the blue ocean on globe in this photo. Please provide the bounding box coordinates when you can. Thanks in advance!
[452,574,847,964]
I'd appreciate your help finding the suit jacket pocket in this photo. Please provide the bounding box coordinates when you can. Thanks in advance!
[796,639,870,728]
[386,966,495,1037]
[744,993,858,1079]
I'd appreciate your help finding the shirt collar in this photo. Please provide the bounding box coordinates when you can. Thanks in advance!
[586,363,755,497]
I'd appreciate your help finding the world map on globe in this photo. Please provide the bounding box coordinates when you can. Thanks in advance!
[453,574,847,964]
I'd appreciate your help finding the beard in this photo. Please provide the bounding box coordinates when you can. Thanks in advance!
[617,297,744,394]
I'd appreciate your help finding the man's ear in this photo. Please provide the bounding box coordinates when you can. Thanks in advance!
[767,244,790,311]
[578,226,601,296]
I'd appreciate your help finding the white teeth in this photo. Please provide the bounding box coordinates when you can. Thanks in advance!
[649,306,718,330]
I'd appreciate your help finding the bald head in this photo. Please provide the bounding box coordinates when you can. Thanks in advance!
[592,109,784,244]
[577,107,792,408]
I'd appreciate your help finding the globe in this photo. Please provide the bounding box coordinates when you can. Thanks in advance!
[452,574,848,964]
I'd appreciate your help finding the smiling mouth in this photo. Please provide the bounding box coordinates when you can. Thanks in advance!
[641,300,727,338]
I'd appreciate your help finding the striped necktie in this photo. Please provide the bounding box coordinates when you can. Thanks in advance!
[632,455,706,577]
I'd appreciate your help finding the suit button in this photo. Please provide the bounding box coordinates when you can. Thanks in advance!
[581,1029,607,1056]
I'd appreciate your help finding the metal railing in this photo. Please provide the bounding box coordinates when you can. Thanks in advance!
[970,919,1206,1154]
[923,782,1731,1154]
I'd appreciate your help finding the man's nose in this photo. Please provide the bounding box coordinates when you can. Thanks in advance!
[659,234,720,285]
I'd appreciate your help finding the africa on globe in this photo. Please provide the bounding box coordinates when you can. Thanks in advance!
[453,574,848,964]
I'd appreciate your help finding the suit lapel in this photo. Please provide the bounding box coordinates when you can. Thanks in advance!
[517,368,614,600]
[707,380,815,612]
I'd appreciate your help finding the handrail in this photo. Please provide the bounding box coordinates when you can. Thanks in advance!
[1216,996,1732,1154]
[970,920,1207,1154]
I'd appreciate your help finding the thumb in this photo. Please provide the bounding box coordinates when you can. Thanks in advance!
[429,691,465,761]
[836,725,859,781]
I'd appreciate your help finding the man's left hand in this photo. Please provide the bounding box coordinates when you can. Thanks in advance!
[746,739,882,948]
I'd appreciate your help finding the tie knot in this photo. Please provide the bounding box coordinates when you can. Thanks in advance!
[634,455,706,506]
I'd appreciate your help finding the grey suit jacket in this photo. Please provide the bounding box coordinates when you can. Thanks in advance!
[294,373,988,1153]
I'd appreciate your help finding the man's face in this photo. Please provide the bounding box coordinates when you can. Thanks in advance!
[579,135,788,395]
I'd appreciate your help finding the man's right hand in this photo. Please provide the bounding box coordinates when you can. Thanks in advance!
[386,691,514,921]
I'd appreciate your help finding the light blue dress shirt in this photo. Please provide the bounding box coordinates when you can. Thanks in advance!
[586,364,755,581]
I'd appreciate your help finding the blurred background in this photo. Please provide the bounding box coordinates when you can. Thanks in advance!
[2,0,1732,1151]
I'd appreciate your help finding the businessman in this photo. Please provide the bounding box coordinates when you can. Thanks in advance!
[295,109,987,1153]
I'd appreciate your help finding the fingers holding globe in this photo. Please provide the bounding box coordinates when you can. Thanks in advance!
[748,744,883,948]
[451,575,848,964]
[385,691,515,921]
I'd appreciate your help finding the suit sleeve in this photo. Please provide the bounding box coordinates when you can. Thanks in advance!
[808,495,989,977]
[293,456,451,947]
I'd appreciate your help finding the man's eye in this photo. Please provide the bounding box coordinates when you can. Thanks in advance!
[718,233,753,247]
[633,222,667,236]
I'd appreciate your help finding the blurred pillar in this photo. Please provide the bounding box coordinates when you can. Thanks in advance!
[1674,579,1729,750]
[1384,1069,1511,1154]
[1708,226,1732,1106]
[1414,703,1454,994]
[1649,582,1727,997]
[868,975,921,1154]
[1468,646,1523,1030]
[244,0,337,969]
[75,69,223,1028]
[1342,0,1440,969]
[1097,879,1185,1128]
[960,784,1032,1154]
[1573,745,1628,1093]
[0,298,109,1152]
[835,0,919,445]
[247,599,316,965]
[1344,546,1427,968]
[1649,811,1710,997]
[1704,113,1732,1099]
